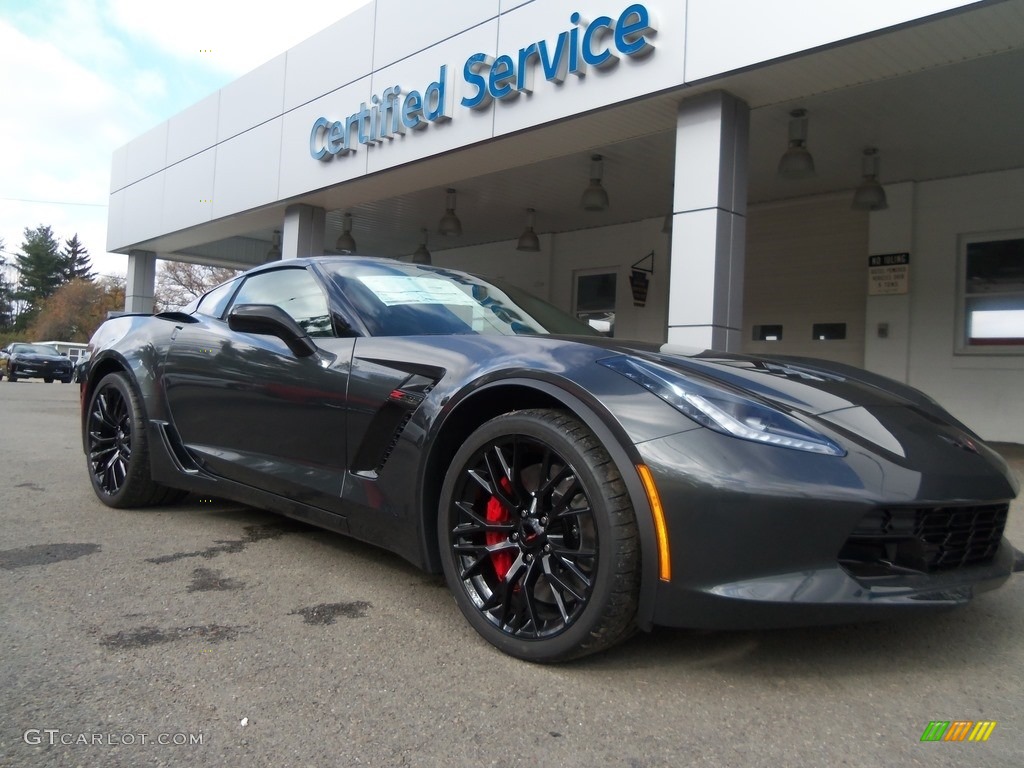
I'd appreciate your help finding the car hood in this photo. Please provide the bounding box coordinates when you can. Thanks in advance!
[14,352,67,363]
[553,336,1015,474]
[560,336,974,427]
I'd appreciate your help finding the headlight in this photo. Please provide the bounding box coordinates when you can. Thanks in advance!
[599,356,845,456]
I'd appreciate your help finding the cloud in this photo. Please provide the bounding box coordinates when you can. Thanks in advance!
[0,18,133,275]
[106,0,371,76]
[1,0,368,279]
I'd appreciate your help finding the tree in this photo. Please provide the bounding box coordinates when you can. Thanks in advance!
[60,234,96,282]
[156,261,238,310]
[14,225,63,329]
[27,276,125,343]
[0,238,14,330]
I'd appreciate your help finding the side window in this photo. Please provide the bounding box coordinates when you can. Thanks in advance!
[957,232,1024,353]
[230,268,333,337]
[574,269,617,337]
[196,279,240,319]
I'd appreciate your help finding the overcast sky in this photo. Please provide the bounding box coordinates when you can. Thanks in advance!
[0,0,369,278]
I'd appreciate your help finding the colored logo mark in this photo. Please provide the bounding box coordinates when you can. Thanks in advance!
[920,721,996,742]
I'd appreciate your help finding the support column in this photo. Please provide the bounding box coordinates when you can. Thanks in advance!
[667,91,749,351]
[282,204,326,259]
[125,250,156,313]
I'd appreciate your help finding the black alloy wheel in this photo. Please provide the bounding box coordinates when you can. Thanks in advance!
[86,372,181,508]
[439,409,639,662]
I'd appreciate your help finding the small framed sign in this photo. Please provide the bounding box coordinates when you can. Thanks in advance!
[868,252,910,295]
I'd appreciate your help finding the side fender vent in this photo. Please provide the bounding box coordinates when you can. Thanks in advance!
[351,379,436,473]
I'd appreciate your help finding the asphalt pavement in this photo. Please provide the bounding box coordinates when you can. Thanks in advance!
[1,382,1022,767]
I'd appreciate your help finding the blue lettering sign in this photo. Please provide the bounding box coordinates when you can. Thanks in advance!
[310,5,656,161]
[459,5,656,109]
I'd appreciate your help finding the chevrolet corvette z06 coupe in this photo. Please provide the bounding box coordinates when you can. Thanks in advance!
[80,256,1021,661]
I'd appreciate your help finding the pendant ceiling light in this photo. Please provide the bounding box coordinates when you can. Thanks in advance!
[516,208,540,252]
[266,230,282,261]
[777,108,816,180]
[851,147,889,211]
[335,212,356,253]
[581,154,609,212]
[412,228,432,264]
[438,188,462,236]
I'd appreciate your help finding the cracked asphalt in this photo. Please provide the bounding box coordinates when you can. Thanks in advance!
[1,382,1022,767]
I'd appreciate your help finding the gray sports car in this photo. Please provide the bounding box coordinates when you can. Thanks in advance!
[80,256,1022,661]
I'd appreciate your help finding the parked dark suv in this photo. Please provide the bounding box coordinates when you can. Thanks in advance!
[0,343,74,383]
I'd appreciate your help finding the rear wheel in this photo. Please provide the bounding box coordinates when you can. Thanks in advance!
[438,409,640,662]
[85,372,182,508]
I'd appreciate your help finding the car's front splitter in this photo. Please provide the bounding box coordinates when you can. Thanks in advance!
[649,541,1015,630]
[635,426,1019,630]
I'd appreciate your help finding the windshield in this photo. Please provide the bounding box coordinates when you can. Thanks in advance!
[323,261,598,338]
[13,344,60,355]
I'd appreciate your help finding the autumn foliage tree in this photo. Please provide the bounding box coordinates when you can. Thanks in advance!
[156,260,238,310]
[27,277,125,343]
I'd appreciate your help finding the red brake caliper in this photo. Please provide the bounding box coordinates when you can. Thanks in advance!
[486,477,514,580]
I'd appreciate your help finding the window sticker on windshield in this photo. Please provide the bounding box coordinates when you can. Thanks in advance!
[358,275,479,307]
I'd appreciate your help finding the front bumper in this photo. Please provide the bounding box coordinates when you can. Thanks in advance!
[637,426,1019,630]
[11,360,72,379]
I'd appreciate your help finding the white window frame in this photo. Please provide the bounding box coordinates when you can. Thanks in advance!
[955,229,1024,355]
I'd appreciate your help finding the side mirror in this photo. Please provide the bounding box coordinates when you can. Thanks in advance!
[227,304,317,358]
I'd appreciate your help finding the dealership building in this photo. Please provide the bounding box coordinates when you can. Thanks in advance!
[107,0,1024,440]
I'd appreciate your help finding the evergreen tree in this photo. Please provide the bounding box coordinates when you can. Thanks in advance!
[14,225,63,329]
[60,234,95,282]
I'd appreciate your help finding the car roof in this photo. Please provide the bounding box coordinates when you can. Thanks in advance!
[245,255,407,275]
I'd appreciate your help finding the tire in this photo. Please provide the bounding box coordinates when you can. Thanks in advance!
[85,372,182,508]
[45,377,53,383]
[438,408,639,662]
[61,377,72,384]
[7,367,16,382]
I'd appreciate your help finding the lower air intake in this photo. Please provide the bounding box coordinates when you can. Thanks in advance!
[839,503,1008,577]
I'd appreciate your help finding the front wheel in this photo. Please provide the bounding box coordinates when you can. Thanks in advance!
[85,372,181,508]
[438,409,640,662]
[7,368,16,382]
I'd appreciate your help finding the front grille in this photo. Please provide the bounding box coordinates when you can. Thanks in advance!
[839,503,1008,578]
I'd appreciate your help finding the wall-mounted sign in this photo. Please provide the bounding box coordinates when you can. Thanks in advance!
[868,252,910,295]
[309,4,657,162]
[630,250,654,306]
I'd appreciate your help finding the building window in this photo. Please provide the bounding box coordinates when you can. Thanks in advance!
[958,232,1024,353]
[812,322,847,340]
[575,271,617,336]
[752,324,783,341]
